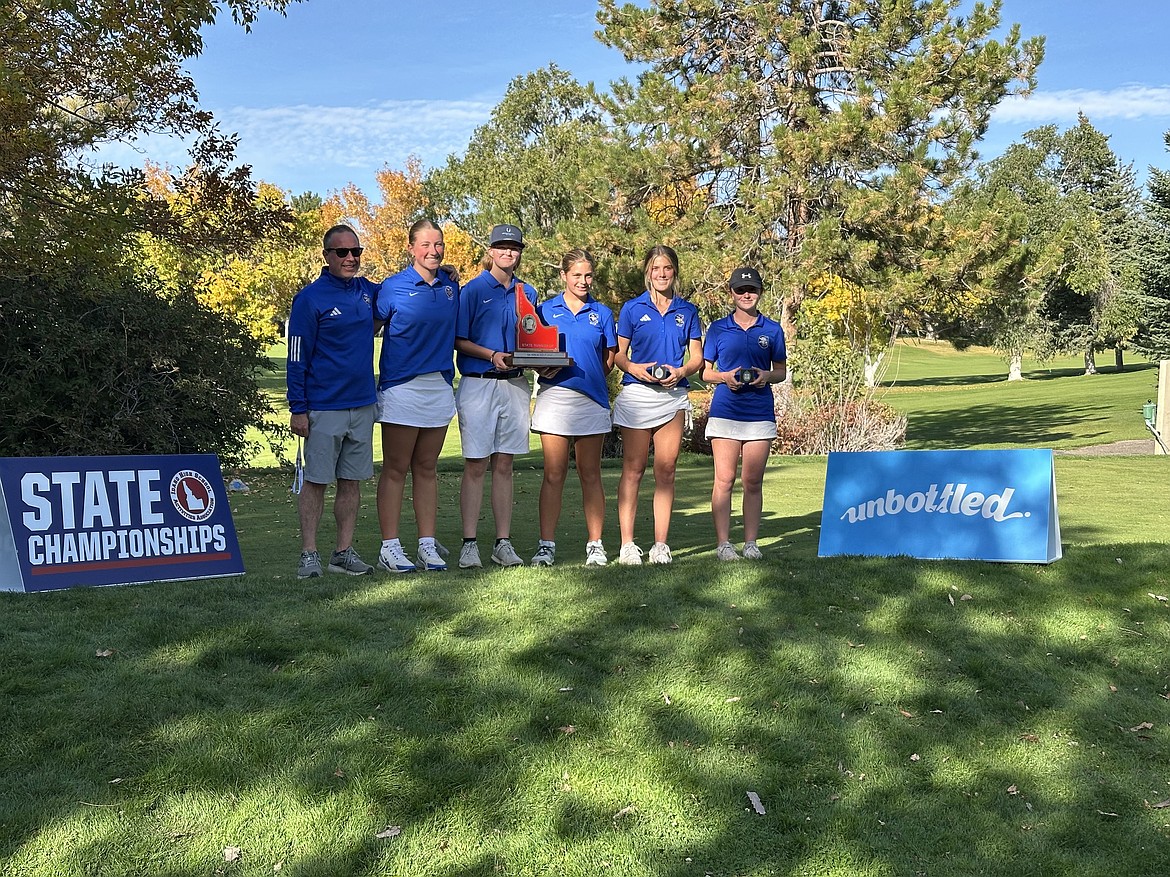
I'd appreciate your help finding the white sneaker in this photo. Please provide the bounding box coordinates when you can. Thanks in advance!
[585,540,607,566]
[458,541,482,569]
[618,542,643,565]
[716,541,740,562]
[377,542,417,573]
[531,543,556,566]
[742,541,763,560]
[491,539,524,567]
[416,541,447,571]
[648,542,672,564]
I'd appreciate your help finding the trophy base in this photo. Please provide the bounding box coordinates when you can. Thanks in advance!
[512,351,575,368]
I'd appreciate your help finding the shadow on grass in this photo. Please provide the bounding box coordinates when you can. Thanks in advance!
[905,399,1117,450]
[3,483,1170,875]
[886,361,1155,389]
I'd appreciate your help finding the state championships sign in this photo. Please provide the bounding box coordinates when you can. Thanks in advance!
[0,454,245,592]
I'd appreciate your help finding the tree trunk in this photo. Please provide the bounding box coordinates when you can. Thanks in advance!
[1084,348,1097,375]
[1115,344,1125,371]
[1008,352,1023,382]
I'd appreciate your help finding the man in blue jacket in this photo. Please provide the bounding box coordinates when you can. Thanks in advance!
[286,225,378,578]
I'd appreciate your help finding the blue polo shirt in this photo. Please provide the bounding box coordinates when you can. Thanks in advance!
[703,313,786,422]
[286,268,378,413]
[455,270,538,376]
[535,293,618,408]
[376,266,459,390]
[616,291,703,387]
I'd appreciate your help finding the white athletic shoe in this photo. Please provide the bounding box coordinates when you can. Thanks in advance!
[742,541,763,560]
[377,543,417,573]
[618,542,643,565]
[585,540,608,566]
[491,539,524,567]
[416,541,448,571]
[458,541,482,569]
[648,542,672,564]
[716,541,740,562]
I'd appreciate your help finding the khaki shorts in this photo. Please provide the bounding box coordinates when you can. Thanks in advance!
[456,375,533,458]
[304,404,376,483]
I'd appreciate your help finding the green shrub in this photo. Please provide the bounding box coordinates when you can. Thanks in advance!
[0,267,280,468]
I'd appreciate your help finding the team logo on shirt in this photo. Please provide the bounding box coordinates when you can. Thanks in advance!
[675,314,684,327]
[361,294,372,306]
[589,313,600,326]
[758,336,770,349]
[444,286,454,300]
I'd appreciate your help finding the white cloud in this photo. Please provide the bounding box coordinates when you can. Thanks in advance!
[221,98,496,172]
[994,85,1170,123]
[93,97,498,194]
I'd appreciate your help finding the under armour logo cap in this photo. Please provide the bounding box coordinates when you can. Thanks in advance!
[729,266,763,290]
[490,224,525,248]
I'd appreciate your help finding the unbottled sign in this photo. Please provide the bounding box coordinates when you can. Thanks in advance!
[818,449,1061,563]
[0,454,245,592]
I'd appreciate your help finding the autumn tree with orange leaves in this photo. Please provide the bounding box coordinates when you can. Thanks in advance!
[323,159,478,283]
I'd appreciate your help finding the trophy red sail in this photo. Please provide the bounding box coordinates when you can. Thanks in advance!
[512,283,574,368]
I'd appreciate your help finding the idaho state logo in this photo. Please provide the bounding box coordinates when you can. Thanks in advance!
[170,470,216,523]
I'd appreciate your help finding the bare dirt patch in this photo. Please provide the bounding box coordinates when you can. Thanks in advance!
[1056,440,1155,456]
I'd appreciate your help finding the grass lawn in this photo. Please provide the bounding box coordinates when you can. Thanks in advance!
[3,343,1170,876]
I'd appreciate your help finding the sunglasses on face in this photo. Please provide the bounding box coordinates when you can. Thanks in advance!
[326,247,364,257]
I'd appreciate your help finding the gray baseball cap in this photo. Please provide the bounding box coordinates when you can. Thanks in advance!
[489,224,524,248]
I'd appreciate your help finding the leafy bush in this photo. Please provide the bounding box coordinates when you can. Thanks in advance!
[1,268,281,468]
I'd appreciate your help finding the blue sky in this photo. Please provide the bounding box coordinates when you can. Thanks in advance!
[113,0,1170,198]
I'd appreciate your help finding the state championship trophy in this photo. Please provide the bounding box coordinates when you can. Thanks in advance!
[512,283,574,368]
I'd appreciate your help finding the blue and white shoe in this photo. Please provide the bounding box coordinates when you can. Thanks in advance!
[377,543,417,573]
[416,541,448,571]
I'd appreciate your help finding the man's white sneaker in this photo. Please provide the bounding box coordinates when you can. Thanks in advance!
[618,542,643,565]
[416,541,448,571]
[491,539,524,567]
[531,543,556,566]
[458,541,482,569]
[742,541,763,560]
[648,542,672,564]
[377,543,417,573]
[716,541,740,562]
[585,540,608,566]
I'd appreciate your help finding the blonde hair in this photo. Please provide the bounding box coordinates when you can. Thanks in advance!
[642,245,679,297]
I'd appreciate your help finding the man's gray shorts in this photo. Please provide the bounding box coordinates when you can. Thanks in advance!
[304,404,376,484]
